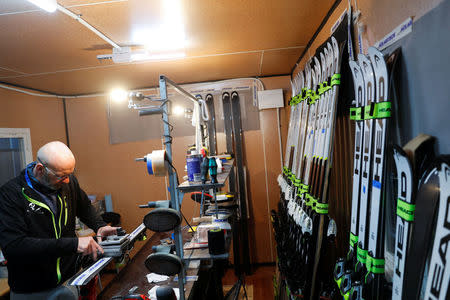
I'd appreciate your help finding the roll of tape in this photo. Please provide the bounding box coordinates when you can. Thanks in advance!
[146,150,167,177]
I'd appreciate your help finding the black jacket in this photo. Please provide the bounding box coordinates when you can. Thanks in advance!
[0,169,106,293]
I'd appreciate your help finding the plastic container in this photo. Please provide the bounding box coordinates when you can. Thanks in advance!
[186,153,202,181]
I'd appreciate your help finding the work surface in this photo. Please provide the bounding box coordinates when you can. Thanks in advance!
[98,230,198,300]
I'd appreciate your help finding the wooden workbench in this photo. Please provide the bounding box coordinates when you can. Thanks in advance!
[98,230,200,300]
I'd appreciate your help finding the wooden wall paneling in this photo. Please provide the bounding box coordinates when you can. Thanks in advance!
[65,96,168,254]
[0,88,66,155]
[259,76,291,261]
[292,0,444,78]
[260,48,304,76]
[242,129,272,263]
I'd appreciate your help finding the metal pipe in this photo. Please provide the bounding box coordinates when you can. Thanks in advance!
[57,4,121,49]
[160,75,199,104]
[159,76,186,300]
[138,107,164,116]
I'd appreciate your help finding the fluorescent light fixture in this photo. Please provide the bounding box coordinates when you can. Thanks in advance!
[110,88,128,103]
[27,0,57,12]
[130,52,185,62]
[97,47,185,63]
[131,0,186,52]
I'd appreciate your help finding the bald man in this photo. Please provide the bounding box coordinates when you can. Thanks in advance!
[0,141,117,299]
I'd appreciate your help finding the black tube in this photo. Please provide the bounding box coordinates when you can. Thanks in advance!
[62,98,70,148]
[139,107,164,116]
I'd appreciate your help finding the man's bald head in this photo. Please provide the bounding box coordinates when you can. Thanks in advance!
[34,142,76,189]
[37,141,75,171]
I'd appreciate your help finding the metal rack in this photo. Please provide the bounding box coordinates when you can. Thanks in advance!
[135,75,207,300]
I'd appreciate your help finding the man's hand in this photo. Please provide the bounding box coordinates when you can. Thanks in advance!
[96,225,120,243]
[77,237,104,260]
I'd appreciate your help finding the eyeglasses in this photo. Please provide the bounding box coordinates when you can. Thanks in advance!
[37,158,73,181]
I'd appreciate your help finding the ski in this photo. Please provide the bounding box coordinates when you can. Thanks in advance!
[354,52,376,281]
[337,51,377,298]
[334,58,365,293]
[336,48,391,300]
[362,47,390,300]
[392,145,414,300]
[275,36,343,300]
[422,160,450,300]
[392,134,435,300]
[309,37,343,299]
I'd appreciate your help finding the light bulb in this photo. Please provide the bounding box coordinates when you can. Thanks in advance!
[27,0,57,13]
[110,89,128,103]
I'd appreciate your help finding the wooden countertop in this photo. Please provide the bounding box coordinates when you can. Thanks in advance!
[98,230,198,300]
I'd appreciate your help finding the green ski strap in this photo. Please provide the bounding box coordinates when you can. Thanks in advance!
[315,202,328,214]
[356,246,367,265]
[397,198,415,222]
[364,101,391,119]
[350,107,363,121]
[299,183,309,195]
[331,73,341,86]
[366,254,385,274]
[350,233,358,248]
[305,193,314,206]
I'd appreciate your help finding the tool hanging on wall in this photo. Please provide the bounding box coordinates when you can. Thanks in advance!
[136,150,168,177]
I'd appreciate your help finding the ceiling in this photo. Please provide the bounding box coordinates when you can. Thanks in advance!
[0,0,335,95]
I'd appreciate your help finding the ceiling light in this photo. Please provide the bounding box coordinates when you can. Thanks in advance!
[27,0,57,12]
[110,88,128,103]
[97,47,185,63]
[131,0,186,52]
[172,105,184,116]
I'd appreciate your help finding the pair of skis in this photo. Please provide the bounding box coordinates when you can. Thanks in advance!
[393,134,449,300]
[334,47,390,300]
[276,36,343,299]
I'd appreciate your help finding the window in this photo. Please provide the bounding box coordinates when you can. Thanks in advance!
[0,128,32,186]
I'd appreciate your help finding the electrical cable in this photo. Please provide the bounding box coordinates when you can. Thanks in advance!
[0,77,265,99]
[180,210,195,233]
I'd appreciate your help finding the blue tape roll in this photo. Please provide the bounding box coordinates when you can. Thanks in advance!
[146,155,154,175]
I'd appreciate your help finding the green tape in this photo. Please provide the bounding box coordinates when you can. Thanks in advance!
[366,255,385,274]
[374,101,391,118]
[331,73,341,86]
[350,233,358,248]
[371,257,385,274]
[299,184,309,194]
[315,202,328,214]
[289,97,295,106]
[334,276,342,289]
[364,101,392,119]
[305,193,314,206]
[350,107,362,121]
[357,246,367,264]
[364,104,374,120]
[397,198,415,221]
[343,290,351,300]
